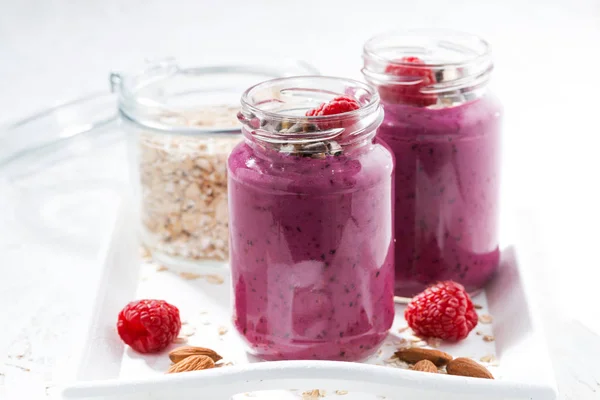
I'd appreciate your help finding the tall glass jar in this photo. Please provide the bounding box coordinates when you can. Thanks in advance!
[229,76,395,361]
[362,30,502,296]
[114,58,318,271]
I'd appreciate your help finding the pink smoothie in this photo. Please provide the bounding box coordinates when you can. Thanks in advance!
[228,141,394,361]
[379,96,502,296]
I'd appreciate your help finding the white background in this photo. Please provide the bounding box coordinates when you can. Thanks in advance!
[0,0,599,398]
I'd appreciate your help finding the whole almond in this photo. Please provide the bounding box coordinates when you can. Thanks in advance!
[169,346,222,363]
[167,354,215,373]
[446,357,494,379]
[395,347,453,367]
[413,360,438,373]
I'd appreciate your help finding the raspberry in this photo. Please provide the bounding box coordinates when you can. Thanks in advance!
[404,281,478,341]
[117,299,181,353]
[380,56,437,107]
[305,95,360,117]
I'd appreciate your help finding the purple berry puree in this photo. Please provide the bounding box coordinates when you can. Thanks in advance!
[228,142,394,361]
[379,96,502,296]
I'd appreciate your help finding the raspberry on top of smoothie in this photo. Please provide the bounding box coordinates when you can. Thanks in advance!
[306,95,361,116]
[381,56,437,107]
[305,95,362,130]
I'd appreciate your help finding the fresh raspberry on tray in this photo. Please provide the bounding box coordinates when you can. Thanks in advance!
[117,299,181,353]
[404,281,478,341]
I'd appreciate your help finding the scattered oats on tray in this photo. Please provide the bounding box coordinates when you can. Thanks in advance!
[483,334,495,342]
[302,389,326,399]
[478,314,493,324]
[180,325,196,337]
[221,361,234,367]
[179,272,202,280]
[407,335,423,343]
[139,246,152,260]
[397,326,410,333]
[480,354,498,365]
[218,326,228,336]
[205,274,225,284]
[383,353,411,370]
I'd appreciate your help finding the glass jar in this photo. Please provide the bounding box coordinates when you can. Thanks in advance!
[114,58,318,271]
[362,30,502,296]
[229,76,395,361]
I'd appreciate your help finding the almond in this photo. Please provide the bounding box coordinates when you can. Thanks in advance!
[167,354,215,373]
[412,360,437,373]
[395,347,453,367]
[446,357,494,379]
[168,346,222,363]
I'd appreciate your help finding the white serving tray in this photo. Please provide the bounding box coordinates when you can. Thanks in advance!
[59,199,558,400]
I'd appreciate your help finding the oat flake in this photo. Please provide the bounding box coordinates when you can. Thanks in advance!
[478,314,493,324]
[139,246,152,259]
[179,272,203,280]
[480,354,497,363]
[180,325,196,337]
[302,389,326,399]
[205,274,224,284]
[407,335,423,343]
[218,326,228,335]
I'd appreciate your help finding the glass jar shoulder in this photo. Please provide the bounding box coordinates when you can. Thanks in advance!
[380,93,502,140]
[227,141,394,195]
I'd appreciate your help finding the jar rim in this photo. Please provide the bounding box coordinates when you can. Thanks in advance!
[363,29,492,68]
[240,75,380,123]
[362,29,494,99]
[238,76,383,152]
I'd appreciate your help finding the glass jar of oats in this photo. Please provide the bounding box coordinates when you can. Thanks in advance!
[113,58,318,271]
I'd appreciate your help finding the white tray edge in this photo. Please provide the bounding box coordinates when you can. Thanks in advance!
[62,360,556,400]
[59,201,559,400]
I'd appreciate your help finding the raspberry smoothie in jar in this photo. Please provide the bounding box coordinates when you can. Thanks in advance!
[228,77,395,361]
[362,31,502,296]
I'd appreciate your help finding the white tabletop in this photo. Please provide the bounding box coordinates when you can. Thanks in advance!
[0,0,599,398]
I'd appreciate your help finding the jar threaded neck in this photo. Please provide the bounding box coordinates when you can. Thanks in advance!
[362,30,493,105]
[238,76,383,155]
